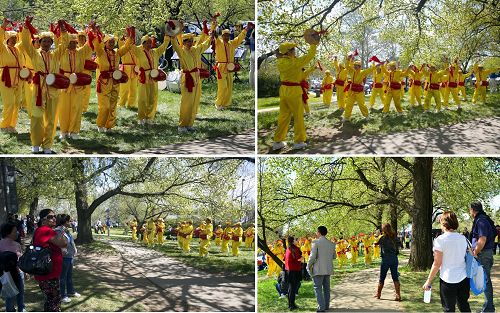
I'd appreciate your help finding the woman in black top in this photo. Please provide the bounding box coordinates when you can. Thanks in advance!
[374,223,401,301]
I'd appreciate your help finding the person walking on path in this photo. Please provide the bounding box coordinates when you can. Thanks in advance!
[374,223,401,302]
[423,211,471,312]
[307,225,336,313]
[469,202,497,312]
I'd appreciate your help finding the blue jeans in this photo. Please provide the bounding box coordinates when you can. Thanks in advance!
[60,258,75,297]
[477,249,495,312]
[5,271,25,312]
[312,275,330,311]
[379,254,399,283]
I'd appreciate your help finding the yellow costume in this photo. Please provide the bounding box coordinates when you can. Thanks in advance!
[337,239,348,268]
[266,244,278,277]
[302,66,317,114]
[129,219,138,241]
[146,219,155,245]
[0,28,23,131]
[244,224,255,248]
[422,66,447,112]
[344,60,370,120]
[231,223,243,256]
[270,241,285,277]
[221,222,233,253]
[156,218,165,244]
[321,70,334,106]
[443,62,461,108]
[361,235,373,265]
[182,221,194,252]
[21,28,69,153]
[369,64,385,108]
[472,64,499,104]
[300,238,311,263]
[92,34,133,130]
[118,39,138,108]
[176,223,184,249]
[373,234,382,259]
[333,58,348,110]
[348,237,359,265]
[457,70,472,101]
[199,219,213,257]
[214,28,248,108]
[214,226,223,246]
[381,63,409,113]
[20,38,37,118]
[408,66,424,107]
[171,32,211,129]
[439,74,448,103]
[274,42,317,146]
[141,224,148,244]
[129,35,170,123]
[77,33,93,112]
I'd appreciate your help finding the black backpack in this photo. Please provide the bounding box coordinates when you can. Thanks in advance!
[18,229,53,275]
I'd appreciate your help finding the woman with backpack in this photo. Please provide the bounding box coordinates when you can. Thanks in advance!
[374,223,401,301]
[0,221,25,311]
[423,211,471,312]
[33,209,68,311]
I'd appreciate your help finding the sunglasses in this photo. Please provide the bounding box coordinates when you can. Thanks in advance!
[45,215,56,220]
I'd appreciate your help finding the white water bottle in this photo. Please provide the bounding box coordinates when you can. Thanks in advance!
[423,286,432,303]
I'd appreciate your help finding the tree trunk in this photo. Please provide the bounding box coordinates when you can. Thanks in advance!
[375,206,383,230]
[29,196,38,218]
[73,159,93,244]
[390,204,398,232]
[408,158,434,270]
[257,235,284,269]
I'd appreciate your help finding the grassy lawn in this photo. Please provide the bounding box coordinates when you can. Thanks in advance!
[19,241,146,312]
[0,72,254,154]
[258,91,500,152]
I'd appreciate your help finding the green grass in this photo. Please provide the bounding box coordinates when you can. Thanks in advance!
[19,241,146,312]
[258,92,500,153]
[258,96,280,110]
[0,73,254,154]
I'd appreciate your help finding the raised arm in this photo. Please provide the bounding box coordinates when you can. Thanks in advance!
[294,44,317,69]
[20,27,36,60]
[230,28,247,48]
[117,36,133,57]
[153,35,170,57]
[170,35,182,56]
[53,31,69,60]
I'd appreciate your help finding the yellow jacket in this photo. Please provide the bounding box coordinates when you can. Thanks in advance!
[223,226,233,240]
[371,65,384,84]
[129,36,170,84]
[381,66,409,84]
[92,36,133,72]
[322,74,334,88]
[245,226,255,238]
[333,58,349,83]
[0,28,24,88]
[422,68,448,85]
[277,44,317,83]
[214,29,247,74]
[59,43,93,88]
[118,38,139,78]
[473,63,500,85]
[233,226,243,240]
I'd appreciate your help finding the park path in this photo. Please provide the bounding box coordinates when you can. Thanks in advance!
[261,116,500,154]
[77,240,254,312]
[136,129,255,155]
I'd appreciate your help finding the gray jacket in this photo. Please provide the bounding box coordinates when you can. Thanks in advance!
[307,236,336,277]
[55,226,77,258]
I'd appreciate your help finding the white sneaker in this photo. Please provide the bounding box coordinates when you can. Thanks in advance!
[341,117,348,122]
[457,105,461,110]
[178,127,188,133]
[272,141,286,151]
[59,133,68,140]
[138,119,145,125]
[61,297,71,303]
[70,133,81,139]
[279,294,286,299]
[145,119,153,125]
[32,146,40,153]
[98,127,105,132]
[293,142,307,150]
[216,106,224,111]
[69,292,81,298]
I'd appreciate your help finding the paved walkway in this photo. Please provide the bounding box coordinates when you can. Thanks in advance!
[262,117,500,154]
[136,129,255,155]
[77,240,254,312]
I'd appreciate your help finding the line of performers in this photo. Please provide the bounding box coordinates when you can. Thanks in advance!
[272,29,500,151]
[0,16,254,154]
[266,232,383,278]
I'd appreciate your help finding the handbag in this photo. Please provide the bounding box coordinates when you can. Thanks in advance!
[0,272,19,299]
[18,233,53,276]
[465,238,487,295]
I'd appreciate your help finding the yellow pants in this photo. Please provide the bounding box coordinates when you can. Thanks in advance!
[409,85,422,106]
[215,237,222,246]
[364,249,372,265]
[322,89,333,106]
[336,87,346,109]
[274,85,306,143]
[31,92,59,149]
[373,246,380,259]
[178,236,184,249]
[232,239,241,256]
[424,89,442,111]
[304,101,310,114]
[444,87,460,107]
[458,86,467,100]
[23,81,34,118]
[137,82,158,121]
[58,87,84,134]
[182,237,192,252]
[369,87,384,108]
[344,91,369,119]
[178,74,202,127]
[215,71,233,107]
[82,85,91,112]
[267,260,280,277]
[351,250,358,265]
[221,239,230,253]
[157,231,164,244]
[142,232,149,244]
[245,236,254,248]
[131,228,137,241]
[472,86,487,104]
[199,239,211,256]
[118,76,138,108]
[96,80,119,129]
[383,89,403,113]
[338,254,347,268]
[440,87,446,101]
[0,83,21,129]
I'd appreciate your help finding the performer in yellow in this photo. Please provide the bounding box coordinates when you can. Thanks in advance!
[369,63,385,109]
[443,60,461,109]
[221,221,233,253]
[361,234,373,266]
[348,236,359,265]
[146,218,156,245]
[141,223,148,244]
[472,63,500,104]
[19,35,39,118]
[199,218,213,257]
[408,64,424,107]
[333,56,348,110]
[439,73,448,105]
[302,65,318,115]
[373,230,382,259]
[176,222,184,250]
[272,240,285,276]
[129,34,169,125]
[214,224,223,246]
[156,217,165,245]
[422,64,448,112]
[57,34,92,140]
[77,31,93,113]
[0,19,23,133]
[182,220,194,252]
[89,23,133,132]
[272,41,317,151]
[344,59,371,121]
[300,236,312,263]
[118,36,138,109]
[170,27,211,132]
[129,218,138,241]
[321,70,334,107]
[244,223,255,248]
[381,61,409,114]
[457,69,473,101]
[266,243,278,278]
[213,22,252,109]
[231,222,243,256]
[21,18,69,154]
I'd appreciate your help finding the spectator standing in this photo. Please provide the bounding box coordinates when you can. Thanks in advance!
[0,222,25,312]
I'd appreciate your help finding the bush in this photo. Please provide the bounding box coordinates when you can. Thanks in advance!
[258,62,280,98]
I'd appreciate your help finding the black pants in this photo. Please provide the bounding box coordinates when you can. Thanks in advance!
[439,278,471,312]
[287,270,301,309]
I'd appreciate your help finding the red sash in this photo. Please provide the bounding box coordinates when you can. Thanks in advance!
[448,82,458,88]
[281,80,309,104]
[390,82,401,89]
[334,79,345,86]
[412,80,422,86]
[183,68,199,92]
[349,83,363,92]
[374,82,383,88]
[232,236,241,241]
[97,71,113,93]
[480,81,489,87]
[429,83,440,90]
[323,83,333,90]
[458,82,465,86]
